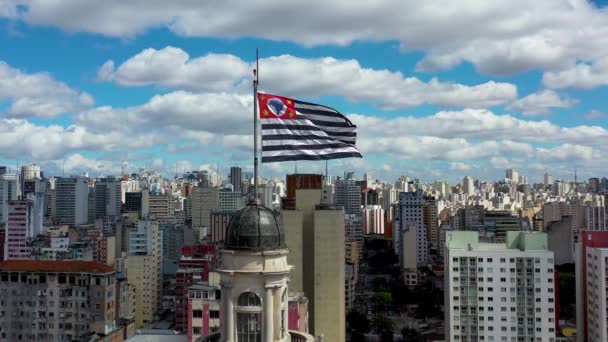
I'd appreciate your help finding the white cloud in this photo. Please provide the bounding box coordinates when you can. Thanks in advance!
[0,61,94,118]
[543,57,608,89]
[349,109,608,146]
[5,1,608,78]
[584,110,606,120]
[507,90,576,116]
[57,153,129,175]
[98,47,249,92]
[449,162,473,171]
[98,47,517,109]
[490,157,511,169]
[0,118,158,160]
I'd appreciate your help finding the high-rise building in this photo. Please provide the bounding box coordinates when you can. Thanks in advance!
[143,190,175,220]
[362,205,385,235]
[94,177,121,219]
[190,185,219,239]
[55,176,89,226]
[396,190,427,276]
[588,177,600,194]
[544,173,553,188]
[0,173,20,225]
[0,260,117,341]
[424,196,439,245]
[3,199,35,260]
[158,221,184,260]
[506,168,519,184]
[21,164,41,181]
[283,188,345,341]
[445,231,556,342]
[345,214,364,255]
[334,179,361,215]
[283,174,323,209]
[127,220,163,327]
[576,230,608,342]
[219,189,245,211]
[124,192,142,214]
[91,234,116,266]
[462,176,475,196]
[230,166,242,193]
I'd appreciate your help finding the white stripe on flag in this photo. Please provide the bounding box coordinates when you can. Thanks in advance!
[262,139,352,146]
[261,146,360,157]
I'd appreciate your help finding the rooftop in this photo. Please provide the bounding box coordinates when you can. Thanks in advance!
[0,260,114,274]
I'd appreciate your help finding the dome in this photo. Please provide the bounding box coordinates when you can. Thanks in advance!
[224,201,286,251]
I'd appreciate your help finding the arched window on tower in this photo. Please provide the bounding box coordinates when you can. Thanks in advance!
[236,292,262,342]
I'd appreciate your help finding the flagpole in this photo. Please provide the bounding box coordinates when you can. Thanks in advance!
[253,49,259,201]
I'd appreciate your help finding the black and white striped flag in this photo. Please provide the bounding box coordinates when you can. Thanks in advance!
[257,92,362,163]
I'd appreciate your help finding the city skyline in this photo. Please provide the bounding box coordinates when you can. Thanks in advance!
[1,2,608,182]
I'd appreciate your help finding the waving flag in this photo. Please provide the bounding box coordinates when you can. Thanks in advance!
[258,92,362,163]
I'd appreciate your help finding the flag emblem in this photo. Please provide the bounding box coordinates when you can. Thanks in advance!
[257,92,362,163]
[268,98,287,116]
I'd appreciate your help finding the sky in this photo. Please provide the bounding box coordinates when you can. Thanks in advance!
[0,0,607,184]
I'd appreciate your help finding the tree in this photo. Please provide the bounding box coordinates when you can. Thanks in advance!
[347,310,371,335]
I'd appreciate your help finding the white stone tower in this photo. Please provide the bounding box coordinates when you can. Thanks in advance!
[218,200,292,342]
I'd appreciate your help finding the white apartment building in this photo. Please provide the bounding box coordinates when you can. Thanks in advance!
[445,231,556,342]
[463,176,475,197]
[575,230,608,342]
[363,205,385,235]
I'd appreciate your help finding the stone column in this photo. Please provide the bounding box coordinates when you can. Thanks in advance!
[264,287,274,342]
[223,286,234,342]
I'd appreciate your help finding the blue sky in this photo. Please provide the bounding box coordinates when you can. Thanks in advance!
[0,1,607,184]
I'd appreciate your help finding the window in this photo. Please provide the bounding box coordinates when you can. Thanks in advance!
[192,327,201,334]
[237,292,262,342]
[210,310,220,319]
[192,310,203,318]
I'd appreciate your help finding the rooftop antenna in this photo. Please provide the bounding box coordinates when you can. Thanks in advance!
[62,159,65,177]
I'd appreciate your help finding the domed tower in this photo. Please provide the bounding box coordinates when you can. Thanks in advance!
[218,200,292,342]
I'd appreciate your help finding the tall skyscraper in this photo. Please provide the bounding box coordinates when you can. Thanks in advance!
[362,205,385,235]
[396,190,427,284]
[190,185,219,240]
[127,220,163,327]
[544,173,553,188]
[576,230,608,342]
[0,173,20,225]
[424,196,439,244]
[334,178,361,215]
[505,168,519,184]
[283,187,345,341]
[462,176,475,196]
[55,176,89,226]
[445,231,556,342]
[230,166,242,193]
[94,177,121,219]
